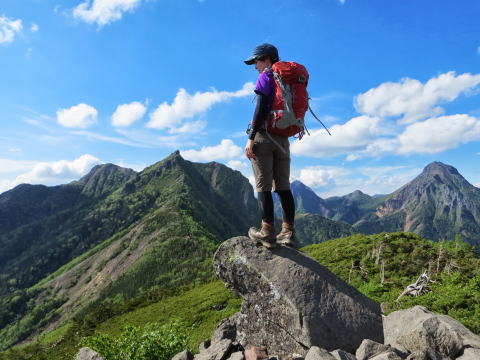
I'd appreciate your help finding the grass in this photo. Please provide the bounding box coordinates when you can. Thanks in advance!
[94,281,241,352]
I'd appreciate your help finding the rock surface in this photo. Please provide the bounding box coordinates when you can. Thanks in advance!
[214,237,383,356]
[172,349,194,360]
[384,306,480,359]
[75,347,104,360]
[330,349,356,360]
[355,339,392,360]
[305,346,336,360]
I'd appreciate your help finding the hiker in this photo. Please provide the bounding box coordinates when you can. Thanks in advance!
[244,43,295,248]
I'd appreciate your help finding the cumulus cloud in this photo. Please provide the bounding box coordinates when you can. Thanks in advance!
[57,103,98,128]
[293,165,420,198]
[181,139,242,162]
[296,166,350,188]
[147,82,255,133]
[355,72,480,124]
[0,154,102,194]
[111,101,147,127]
[0,15,23,43]
[73,0,142,26]
[291,115,384,158]
[226,160,248,171]
[31,23,39,32]
[397,114,480,154]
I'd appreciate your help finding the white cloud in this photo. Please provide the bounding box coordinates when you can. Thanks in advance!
[291,115,384,158]
[181,139,242,162]
[226,160,248,171]
[0,159,37,174]
[397,114,480,154]
[73,0,142,26]
[355,72,480,124]
[57,103,98,128]
[0,154,102,194]
[115,128,198,148]
[147,82,255,132]
[0,15,23,43]
[293,165,421,198]
[111,101,147,127]
[71,130,145,147]
[296,166,349,188]
[170,120,207,134]
[31,23,39,32]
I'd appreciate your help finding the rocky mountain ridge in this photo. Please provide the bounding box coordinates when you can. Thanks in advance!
[289,162,480,247]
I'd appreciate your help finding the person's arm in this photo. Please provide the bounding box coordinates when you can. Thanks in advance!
[245,92,270,159]
[249,92,270,140]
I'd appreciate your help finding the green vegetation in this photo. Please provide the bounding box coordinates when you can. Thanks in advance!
[83,322,188,360]
[302,232,480,332]
[294,213,354,246]
[0,281,240,360]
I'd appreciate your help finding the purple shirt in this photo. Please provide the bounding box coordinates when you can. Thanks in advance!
[254,69,275,108]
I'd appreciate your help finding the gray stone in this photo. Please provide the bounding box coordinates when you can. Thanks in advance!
[368,352,403,360]
[305,346,336,360]
[383,306,480,359]
[456,347,480,360]
[195,339,233,360]
[212,315,238,343]
[227,351,245,360]
[330,349,356,360]
[200,339,212,352]
[355,339,391,360]
[214,237,383,357]
[75,347,104,360]
[172,349,194,360]
[244,345,268,360]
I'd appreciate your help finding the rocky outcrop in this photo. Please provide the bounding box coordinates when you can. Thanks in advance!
[213,237,383,356]
[383,306,480,359]
[170,237,480,360]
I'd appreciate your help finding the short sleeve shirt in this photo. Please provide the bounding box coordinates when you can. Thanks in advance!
[254,69,275,108]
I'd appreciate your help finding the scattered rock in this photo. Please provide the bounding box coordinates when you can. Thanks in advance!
[305,346,336,360]
[456,347,480,360]
[227,351,245,360]
[75,347,104,360]
[355,339,391,360]
[383,306,480,359]
[244,345,268,360]
[330,349,356,360]
[368,352,403,360]
[214,237,383,356]
[212,315,238,343]
[195,339,233,360]
[172,349,194,360]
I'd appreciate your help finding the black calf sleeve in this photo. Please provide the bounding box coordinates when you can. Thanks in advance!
[276,190,295,223]
[257,191,274,223]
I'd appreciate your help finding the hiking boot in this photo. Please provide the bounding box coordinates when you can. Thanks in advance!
[248,221,276,248]
[276,222,295,246]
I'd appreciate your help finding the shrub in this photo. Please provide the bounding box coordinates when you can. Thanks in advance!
[82,321,188,360]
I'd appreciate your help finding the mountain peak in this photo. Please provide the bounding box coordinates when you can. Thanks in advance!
[77,163,136,197]
[422,162,460,177]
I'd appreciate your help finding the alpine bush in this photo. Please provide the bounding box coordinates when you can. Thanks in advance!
[82,321,188,360]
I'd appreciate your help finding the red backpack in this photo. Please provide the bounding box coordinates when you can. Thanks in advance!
[267,61,309,138]
[267,61,331,139]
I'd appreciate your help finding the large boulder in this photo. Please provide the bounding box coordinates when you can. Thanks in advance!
[213,237,383,357]
[383,306,480,359]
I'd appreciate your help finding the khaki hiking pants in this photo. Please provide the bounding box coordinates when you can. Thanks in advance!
[250,131,291,193]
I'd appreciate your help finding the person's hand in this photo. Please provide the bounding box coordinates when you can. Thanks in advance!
[245,139,256,159]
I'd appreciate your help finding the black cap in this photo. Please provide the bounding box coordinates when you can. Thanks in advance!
[244,43,279,65]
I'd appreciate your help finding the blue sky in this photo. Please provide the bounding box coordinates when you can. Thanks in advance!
[1,0,479,197]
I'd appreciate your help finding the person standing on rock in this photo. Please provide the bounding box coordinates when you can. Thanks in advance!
[244,43,295,248]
